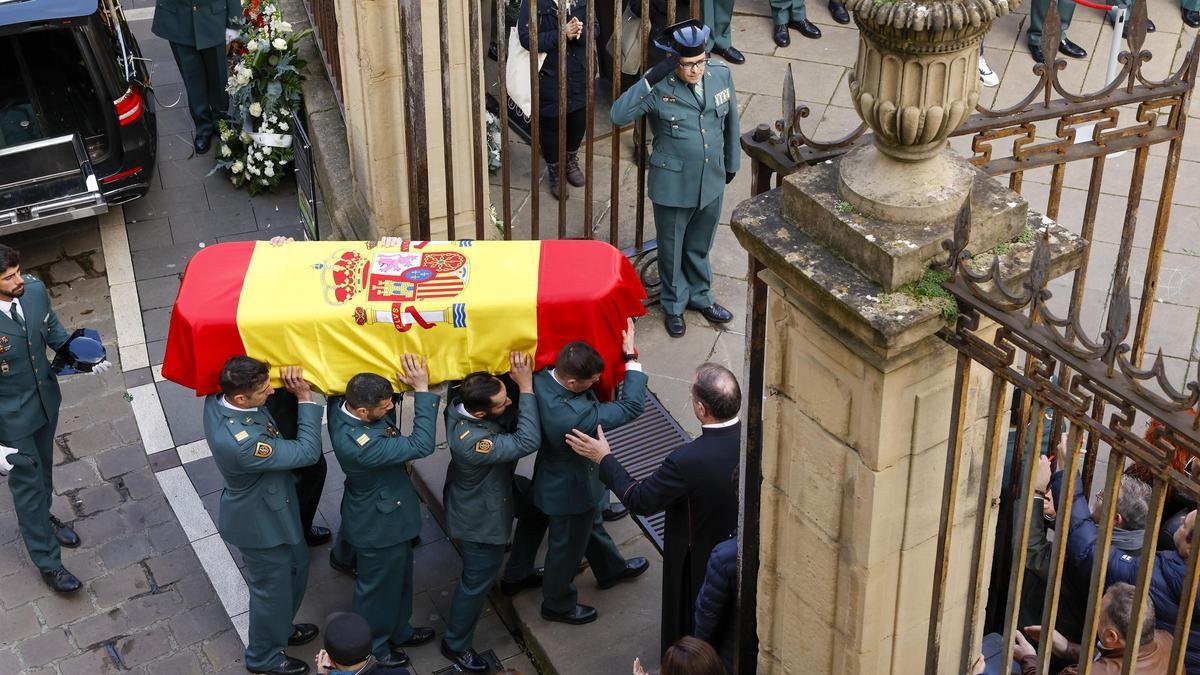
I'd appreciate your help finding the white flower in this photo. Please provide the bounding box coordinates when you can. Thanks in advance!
[231,161,244,173]
[220,145,232,157]
[265,160,274,167]
[249,102,263,117]
[279,121,289,131]
[279,21,293,32]
[264,166,275,177]
[220,128,233,141]
[246,39,258,51]
[279,107,289,115]
[240,131,252,143]
[273,37,288,51]
[254,151,264,160]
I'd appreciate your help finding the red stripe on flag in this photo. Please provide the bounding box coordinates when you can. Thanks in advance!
[161,242,256,395]
[535,240,647,400]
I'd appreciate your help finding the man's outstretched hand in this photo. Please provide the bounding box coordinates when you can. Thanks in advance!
[566,425,611,464]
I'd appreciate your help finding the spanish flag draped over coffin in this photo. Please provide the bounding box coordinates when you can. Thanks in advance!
[161,239,647,397]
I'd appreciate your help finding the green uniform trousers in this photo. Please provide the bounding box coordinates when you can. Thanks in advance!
[444,540,506,653]
[769,0,807,24]
[1027,0,1076,47]
[704,0,734,49]
[6,413,61,572]
[240,542,310,671]
[504,505,627,613]
[653,195,723,316]
[168,41,228,138]
[330,529,356,570]
[354,541,416,660]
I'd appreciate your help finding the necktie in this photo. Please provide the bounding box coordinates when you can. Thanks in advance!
[9,303,23,330]
[692,82,704,107]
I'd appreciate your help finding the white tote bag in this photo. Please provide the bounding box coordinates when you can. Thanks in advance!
[505,26,548,119]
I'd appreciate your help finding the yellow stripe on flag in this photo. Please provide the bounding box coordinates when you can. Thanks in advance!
[236,241,540,394]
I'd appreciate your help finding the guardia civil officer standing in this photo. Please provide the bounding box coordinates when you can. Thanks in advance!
[327,356,440,669]
[205,357,324,675]
[0,244,110,593]
[440,352,542,672]
[610,20,740,338]
[152,0,241,153]
[503,323,650,625]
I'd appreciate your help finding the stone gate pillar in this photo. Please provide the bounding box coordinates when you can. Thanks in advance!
[334,0,486,239]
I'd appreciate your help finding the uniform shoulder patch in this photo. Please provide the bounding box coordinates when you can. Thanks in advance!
[234,430,250,442]
[254,442,273,458]
[458,428,472,440]
[474,438,493,454]
[356,433,371,447]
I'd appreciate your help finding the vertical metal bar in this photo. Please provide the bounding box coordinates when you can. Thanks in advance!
[1132,132,1184,367]
[1034,422,1085,674]
[498,0,513,239]
[1009,171,1023,194]
[1067,156,1106,340]
[960,376,1011,666]
[925,352,973,674]
[1075,457,1123,674]
[667,0,676,23]
[398,0,431,239]
[998,399,1048,675]
[529,0,542,239]
[734,258,767,675]
[1111,145,1150,309]
[635,0,650,249]
[692,0,700,19]
[556,0,569,232]
[1045,162,1065,221]
[583,0,596,237]
[1117,480,1167,673]
[468,0,487,239]
[608,0,622,245]
[437,0,456,239]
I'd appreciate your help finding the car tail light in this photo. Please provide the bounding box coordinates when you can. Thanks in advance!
[101,166,143,184]
[114,84,144,126]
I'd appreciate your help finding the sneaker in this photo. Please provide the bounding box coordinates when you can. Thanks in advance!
[978,55,999,88]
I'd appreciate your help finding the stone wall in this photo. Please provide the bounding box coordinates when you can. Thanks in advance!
[335,0,487,239]
[754,283,1007,674]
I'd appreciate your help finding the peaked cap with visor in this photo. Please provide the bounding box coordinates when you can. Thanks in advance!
[654,18,711,58]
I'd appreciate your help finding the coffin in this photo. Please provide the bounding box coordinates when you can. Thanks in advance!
[162,239,647,397]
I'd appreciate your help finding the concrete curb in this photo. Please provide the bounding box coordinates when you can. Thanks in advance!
[279,0,369,241]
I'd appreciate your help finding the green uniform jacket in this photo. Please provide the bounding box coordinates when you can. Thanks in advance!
[529,368,648,516]
[0,276,69,444]
[327,392,440,549]
[443,393,542,545]
[151,0,242,50]
[204,396,323,549]
[610,60,741,209]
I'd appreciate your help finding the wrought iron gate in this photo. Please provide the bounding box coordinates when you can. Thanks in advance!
[741,2,1199,672]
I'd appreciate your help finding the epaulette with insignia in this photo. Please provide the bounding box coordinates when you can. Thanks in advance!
[355,432,371,447]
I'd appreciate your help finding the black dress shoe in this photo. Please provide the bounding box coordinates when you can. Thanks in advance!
[1029,45,1045,64]
[829,0,850,24]
[378,650,410,668]
[597,557,650,589]
[41,567,82,593]
[50,515,80,548]
[194,133,213,154]
[773,23,791,47]
[712,45,745,64]
[696,303,734,324]
[664,313,685,338]
[602,501,629,522]
[329,553,357,577]
[398,626,435,647]
[789,19,822,39]
[541,603,598,625]
[1058,38,1086,59]
[1185,9,1200,28]
[303,525,331,547]
[248,655,309,675]
[500,568,544,596]
[287,623,318,646]
[440,640,490,672]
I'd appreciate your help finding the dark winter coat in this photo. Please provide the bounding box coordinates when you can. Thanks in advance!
[598,422,740,655]
[518,0,600,116]
[694,536,737,672]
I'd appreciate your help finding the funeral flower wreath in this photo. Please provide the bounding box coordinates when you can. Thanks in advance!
[213,0,311,195]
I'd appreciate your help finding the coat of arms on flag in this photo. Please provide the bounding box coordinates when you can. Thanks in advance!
[322,242,471,333]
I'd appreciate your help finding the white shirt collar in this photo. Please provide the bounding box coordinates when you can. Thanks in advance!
[701,416,739,429]
[219,395,255,412]
[455,402,474,418]
[341,402,366,422]
[0,296,21,318]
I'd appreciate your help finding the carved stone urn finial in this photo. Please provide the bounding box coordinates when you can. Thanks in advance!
[837,0,1015,225]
